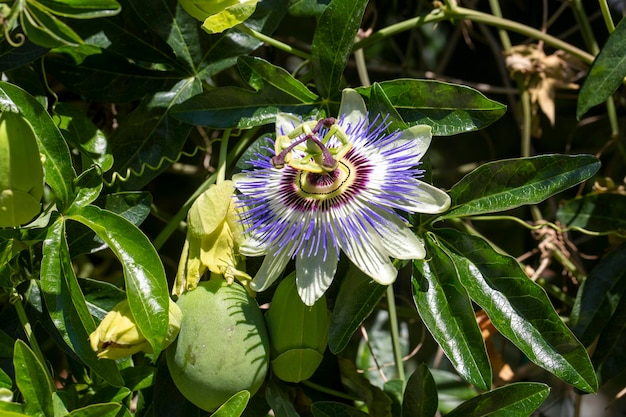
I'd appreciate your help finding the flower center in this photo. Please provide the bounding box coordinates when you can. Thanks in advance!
[297,160,353,200]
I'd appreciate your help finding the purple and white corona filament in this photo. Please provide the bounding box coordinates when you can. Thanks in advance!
[234,89,451,306]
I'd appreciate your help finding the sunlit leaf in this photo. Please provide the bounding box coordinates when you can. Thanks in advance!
[210,391,250,417]
[413,235,491,391]
[436,228,598,393]
[577,17,626,118]
[357,79,506,136]
[445,382,549,417]
[443,154,600,219]
[67,205,170,356]
[13,340,55,417]
[311,0,368,99]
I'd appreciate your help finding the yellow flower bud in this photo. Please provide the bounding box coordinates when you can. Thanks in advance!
[174,181,250,297]
[89,299,182,360]
[0,111,44,228]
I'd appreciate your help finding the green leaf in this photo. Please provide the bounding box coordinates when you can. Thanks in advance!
[13,339,55,417]
[445,382,549,417]
[443,154,601,219]
[0,81,76,211]
[172,85,318,128]
[66,402,122,417]
[237,56,319,101]
[46,45,179,102]
[108,77,201,190]
[129,0,287,77]
[591,291,626,385]
[368,83,409,132]
[577,17,626,118]
[32,0,121,18]
[383,379,403,417]
[21,3,83,48]
[412,235,491,391]
[356,79,507,136]
[402,364,438,417]
[311,0,368,99]
[265,378,300,417]
[67,205,169,356]
[569,243,626,346]
[53,102,113,172]
[68,166,103,211]
[311,401,370,417]
[40,216,124,387]
[436,228,598,393]
[329,264,387,354]
[210,391,250,417]
[557,193,626,234]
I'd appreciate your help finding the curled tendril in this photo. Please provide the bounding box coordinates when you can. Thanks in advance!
[2,22,25,47]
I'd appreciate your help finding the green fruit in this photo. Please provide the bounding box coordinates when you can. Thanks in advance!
[0,111,44,228]
[166,279,269,412]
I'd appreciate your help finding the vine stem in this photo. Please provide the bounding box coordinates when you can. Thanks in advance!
[386,284,405,383]
[353,5,595,64]
[238,24,311,60]
[12,290,46,366]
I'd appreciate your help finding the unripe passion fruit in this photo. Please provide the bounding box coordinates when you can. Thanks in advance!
[166,279,269,412]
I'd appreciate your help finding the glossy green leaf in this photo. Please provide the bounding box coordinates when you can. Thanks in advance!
[577,17,626,118]
[557,193,626,234]
[368,83,409,132]
[68,191,153,257]
[210,391,250,417]
[238,56,319,101]
[81,278,126,321]
[402,364,438,417]
[412,235,491,391]
[21,3,83,48]
[40,216,124,387]
[443,154,601,219]
[172,85,318,128]
[265,378,300,417]
[329,264,387,354]
[108,77,201,190]
[437,228,598,393]
[0,81,76,211]
[288,0,329,17]
[445,382,549,417]
[32,0,121,18]
[67,205,169,356]
[356,79,506,136]
[46,45,179,102]
[66,402,122,417]
[591,292,626,385]
[129,0,287,77]
[569,243,626,346]
[13,339,55,417]
[311,0,368,99]
[53,102,113,172]
[311,401,370,417]
[68,166,103,211]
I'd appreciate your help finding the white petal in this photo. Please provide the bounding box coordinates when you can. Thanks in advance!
[373,210,426,260]
[239,234,268,257]
[338,89,367,134]
[389,125,432,161]
[413,181,452,213]
[275,113,301,136]
[340,231,397,285]
[249,245,292,292]
[296,245,339,306]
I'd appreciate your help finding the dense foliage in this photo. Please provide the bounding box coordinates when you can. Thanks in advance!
[1,0,625,416]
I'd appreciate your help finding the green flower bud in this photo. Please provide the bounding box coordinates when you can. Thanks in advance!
[0,111,44,228]
[89,298,182,360]
[265,272,330,382]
